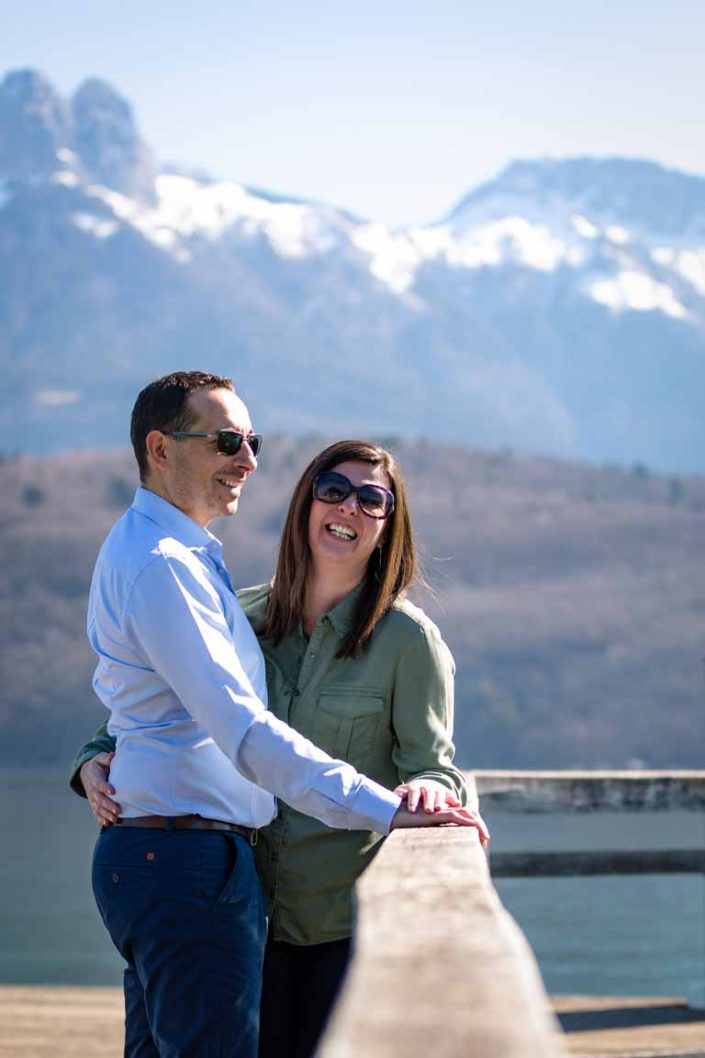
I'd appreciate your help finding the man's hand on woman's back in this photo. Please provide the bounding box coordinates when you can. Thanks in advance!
[80,753,121,826]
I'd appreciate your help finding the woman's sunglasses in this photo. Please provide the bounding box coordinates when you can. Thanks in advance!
[163,430,263,457]
[312,471,395,519]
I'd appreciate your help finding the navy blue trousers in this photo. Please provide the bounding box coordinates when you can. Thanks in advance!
[93,826,266,1058]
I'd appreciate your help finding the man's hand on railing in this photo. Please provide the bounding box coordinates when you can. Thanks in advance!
[391,795,490,848]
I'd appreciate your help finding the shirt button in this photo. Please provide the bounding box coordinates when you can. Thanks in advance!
[111,873,119,884]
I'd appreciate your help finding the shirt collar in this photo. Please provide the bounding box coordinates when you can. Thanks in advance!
[326,580,367,640]
[131,487,223,556]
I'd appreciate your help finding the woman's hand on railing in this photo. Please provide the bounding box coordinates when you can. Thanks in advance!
[80,752,122,826]
[394,778,461,813]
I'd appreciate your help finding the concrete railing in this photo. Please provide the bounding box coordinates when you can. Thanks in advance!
[317,770,705,1055]
[317,823,566,1058]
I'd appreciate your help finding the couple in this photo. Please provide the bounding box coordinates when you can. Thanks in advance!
[71,370,488,1058]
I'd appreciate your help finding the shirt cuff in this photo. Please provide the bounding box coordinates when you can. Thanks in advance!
[348,779,401,834]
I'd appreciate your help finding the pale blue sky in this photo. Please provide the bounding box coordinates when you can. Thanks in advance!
[2,0,703,224]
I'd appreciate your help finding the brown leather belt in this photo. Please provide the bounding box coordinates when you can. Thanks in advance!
[116,814,258,846]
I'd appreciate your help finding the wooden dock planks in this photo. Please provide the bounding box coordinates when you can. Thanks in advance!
[1,986,703,1057]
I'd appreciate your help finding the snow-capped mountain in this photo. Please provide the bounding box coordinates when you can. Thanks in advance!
[1,68,703,472]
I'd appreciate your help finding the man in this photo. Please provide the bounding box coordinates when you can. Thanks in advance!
[83,371,480,1058]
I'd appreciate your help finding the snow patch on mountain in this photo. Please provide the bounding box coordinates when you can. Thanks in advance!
[350,224,425,292]
[61,164,702,326]
[674,251,705,296]
[447,217,573,271]
[652,248,705,296]
[359,210,697,323]
[76,173,348,262]
[153,174,345,257]
[52,170,80,188]
[605,225,630,245]
[72,212,119,239]
[589,270,687,319]
[56,147,79,167]
[78,181,189,260]
[572,215,598,239]
[351,216,581,292]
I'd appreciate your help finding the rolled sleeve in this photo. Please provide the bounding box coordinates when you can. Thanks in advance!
[391,624,467,804]
[68,718,116,798]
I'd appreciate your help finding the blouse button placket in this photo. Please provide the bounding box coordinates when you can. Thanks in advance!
[297,621,329,692]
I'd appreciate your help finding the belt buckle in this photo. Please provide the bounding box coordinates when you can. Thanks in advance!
[248,829,258,847]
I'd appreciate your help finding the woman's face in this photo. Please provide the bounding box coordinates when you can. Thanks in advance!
[308,460,391,577]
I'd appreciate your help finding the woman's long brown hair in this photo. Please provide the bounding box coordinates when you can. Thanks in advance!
[259,440,419,658]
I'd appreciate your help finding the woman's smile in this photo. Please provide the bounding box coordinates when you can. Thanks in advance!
[324,521,358,541]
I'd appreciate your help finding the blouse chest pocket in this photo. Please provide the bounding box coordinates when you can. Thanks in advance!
[311,687,386,768]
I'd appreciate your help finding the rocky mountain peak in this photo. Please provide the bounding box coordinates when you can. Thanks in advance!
[446,156,705,241]
[0,68,71,180]
[0,68,156,202]
[71,77,156,203]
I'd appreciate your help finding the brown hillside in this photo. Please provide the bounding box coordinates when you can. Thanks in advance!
[0,440,703,767]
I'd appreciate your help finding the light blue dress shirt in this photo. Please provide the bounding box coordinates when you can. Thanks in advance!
[87,487,400,833]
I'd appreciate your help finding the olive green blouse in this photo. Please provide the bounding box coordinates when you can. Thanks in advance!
[70,583,466,945]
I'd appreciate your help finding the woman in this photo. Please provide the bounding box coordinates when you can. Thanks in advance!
[73,440,487,1058]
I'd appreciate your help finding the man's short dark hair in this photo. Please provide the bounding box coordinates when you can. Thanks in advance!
[131,370,236,483]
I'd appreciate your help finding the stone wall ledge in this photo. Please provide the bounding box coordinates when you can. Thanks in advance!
[471,769,705,811]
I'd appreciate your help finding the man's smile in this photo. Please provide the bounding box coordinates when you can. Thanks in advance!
[216,474,246,491]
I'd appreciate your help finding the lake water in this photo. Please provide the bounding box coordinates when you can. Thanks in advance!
[0,769,703,999]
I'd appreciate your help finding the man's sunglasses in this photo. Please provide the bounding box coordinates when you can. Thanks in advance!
[163,430,263,457]
[312,471,395,519]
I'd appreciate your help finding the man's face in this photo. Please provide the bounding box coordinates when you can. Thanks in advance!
[157,387,258,526]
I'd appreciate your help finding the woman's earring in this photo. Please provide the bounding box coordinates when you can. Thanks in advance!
[375,544,383,581]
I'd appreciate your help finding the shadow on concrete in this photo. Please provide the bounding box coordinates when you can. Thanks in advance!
[557,1003,705,1033]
